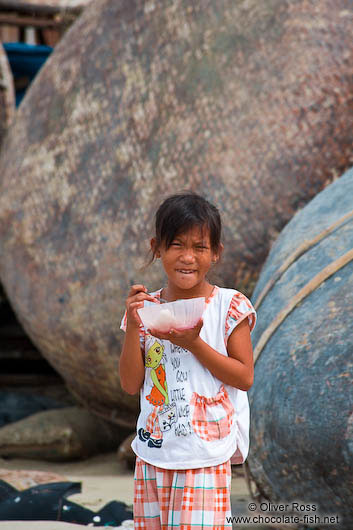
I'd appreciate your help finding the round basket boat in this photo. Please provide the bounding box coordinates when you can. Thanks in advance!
[0,42,15,149]
[246,168,353,529]
[0,43,15,309]
[0,0,352,426]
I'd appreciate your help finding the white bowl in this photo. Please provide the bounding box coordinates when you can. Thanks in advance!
[137,297,205,333]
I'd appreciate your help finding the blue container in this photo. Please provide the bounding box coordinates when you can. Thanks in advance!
[3,43,52,106]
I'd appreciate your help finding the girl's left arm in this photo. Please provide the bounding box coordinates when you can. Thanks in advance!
[188,318,253,390]
[149,318,254,391]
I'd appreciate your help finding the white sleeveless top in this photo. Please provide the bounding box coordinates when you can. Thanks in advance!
[120,286,256,470]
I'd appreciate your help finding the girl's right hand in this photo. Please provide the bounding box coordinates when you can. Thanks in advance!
[125,284,157,329]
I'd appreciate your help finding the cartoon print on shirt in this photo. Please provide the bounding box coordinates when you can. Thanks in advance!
[138,338,177,448]
[158,402,178,432]
[145,341,169,406]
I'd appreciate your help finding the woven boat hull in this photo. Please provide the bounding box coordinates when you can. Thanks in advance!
[248,169,353,528]
[0,43,15,149]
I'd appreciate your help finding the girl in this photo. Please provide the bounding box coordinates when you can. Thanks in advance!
[119,192,256,529]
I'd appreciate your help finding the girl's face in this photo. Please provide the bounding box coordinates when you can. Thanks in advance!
[152,225,221,297]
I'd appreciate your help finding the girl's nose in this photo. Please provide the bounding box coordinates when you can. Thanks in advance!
[180,248,195,263]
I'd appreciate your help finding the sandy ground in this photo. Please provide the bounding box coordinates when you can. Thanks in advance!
[0,452,265,529]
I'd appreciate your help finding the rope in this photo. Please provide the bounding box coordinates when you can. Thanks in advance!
[254,209,353,311]
[254,248,353,363]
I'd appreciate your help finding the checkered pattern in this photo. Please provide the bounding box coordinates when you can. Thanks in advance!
[134,456,232,528]
[224,292,256,344]
[146,406,163,440]
[190,385,234,442]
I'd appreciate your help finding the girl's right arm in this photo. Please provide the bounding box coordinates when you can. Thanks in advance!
[119,284,156,395]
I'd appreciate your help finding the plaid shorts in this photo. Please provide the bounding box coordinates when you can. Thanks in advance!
[134,456,232,529]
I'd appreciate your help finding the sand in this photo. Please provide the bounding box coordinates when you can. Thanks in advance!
[0,452,258,529]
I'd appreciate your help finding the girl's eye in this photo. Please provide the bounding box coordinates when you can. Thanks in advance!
[171,242,181,247]
[196,245,208,250]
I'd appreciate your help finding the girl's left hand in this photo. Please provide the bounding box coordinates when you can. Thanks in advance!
[148,319,203,350]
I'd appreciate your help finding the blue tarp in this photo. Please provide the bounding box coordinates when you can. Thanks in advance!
[3,42,53,106]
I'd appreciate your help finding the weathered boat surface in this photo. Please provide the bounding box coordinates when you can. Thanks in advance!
[0,0,352,424]
[0,43,15,149]
[248,168,353,529]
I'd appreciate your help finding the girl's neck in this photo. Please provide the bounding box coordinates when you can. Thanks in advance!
[161,281,215,302]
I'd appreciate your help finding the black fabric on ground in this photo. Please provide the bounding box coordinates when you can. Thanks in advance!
[94,500,133,526]
[0,481,81,520]
[0,480,18,502]
[0,479,133,526]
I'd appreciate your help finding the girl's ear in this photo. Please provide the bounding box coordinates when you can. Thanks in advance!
[150,237,161,258]
[212,242,224,263]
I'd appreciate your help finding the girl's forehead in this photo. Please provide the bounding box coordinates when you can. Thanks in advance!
[175,225,210,241]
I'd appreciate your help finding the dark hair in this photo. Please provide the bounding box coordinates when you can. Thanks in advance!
[150,192,222,262]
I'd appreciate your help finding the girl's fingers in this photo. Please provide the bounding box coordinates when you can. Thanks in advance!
[126,302,144,326]
[129,284,147,295]
[130,301,144,309]
[148,328,174,340]
[147,328,165,339]
[127,302,144,322]
[134,292,157,302]
[128,285,157,300]
[126,294,157,312]
[128,283,157,301]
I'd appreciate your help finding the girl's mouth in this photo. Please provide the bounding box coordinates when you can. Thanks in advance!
[176,269,196,274]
